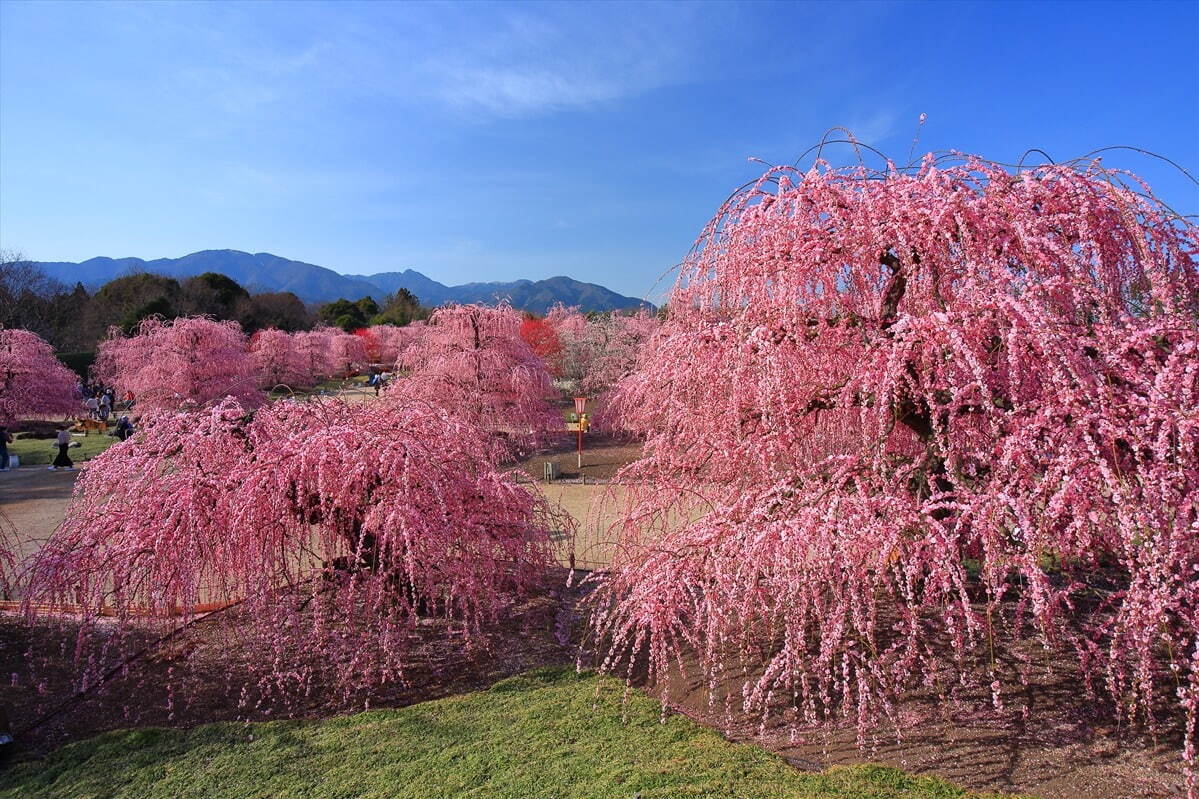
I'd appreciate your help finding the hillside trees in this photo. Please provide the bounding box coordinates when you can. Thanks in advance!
[234,291,313,333]
[0,328,80,424]
[94,316,262,409]
[179,272,251,319]
[372,288,427,327]
[0,251,88,349]
[82,273,183,342]
[392,304,558,459]
[319,297,379,331]
[592,156,1199,767]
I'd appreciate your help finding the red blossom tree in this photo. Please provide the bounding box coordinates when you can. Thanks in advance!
[24,397,556,704]
[391,304,559,459]
[94,317,263,410]
[592,155,1199,773]
[519,315,564,376]
[0,328,80,424]
[353,327,381,363]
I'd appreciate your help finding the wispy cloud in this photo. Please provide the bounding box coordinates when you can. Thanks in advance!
[413,4,701,116]
[430,65,632,116]
[406,4,707,117]
[64,2,739,121]
[843,110,900,147]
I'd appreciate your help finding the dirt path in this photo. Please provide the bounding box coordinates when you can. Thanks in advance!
[0,466,81,565]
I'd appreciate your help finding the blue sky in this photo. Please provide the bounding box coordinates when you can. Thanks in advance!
[1,0,1196,301]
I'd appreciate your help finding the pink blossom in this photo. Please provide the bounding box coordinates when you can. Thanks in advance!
[23,397,557,705]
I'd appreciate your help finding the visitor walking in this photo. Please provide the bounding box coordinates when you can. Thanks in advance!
[99,392,112,422]
[0,426,12,471]
[49,426,74,471]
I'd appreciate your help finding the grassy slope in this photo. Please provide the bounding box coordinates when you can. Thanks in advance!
[0,669,1001,799]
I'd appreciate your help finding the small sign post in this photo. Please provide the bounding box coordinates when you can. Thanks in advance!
[574,396,587,470]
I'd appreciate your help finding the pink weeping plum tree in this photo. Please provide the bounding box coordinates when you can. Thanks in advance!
[249,328,318,390]
[546,304,591,383]
[391,304,559,459]
[94,316,263,410]
[0,510,20,599]
[369,324,416,367]
[592,155,1199,773]
[292,328,338,382]
[580,311,659,431]
[0,328,80,425]
[327,330,368,378]
[24,397,557,705]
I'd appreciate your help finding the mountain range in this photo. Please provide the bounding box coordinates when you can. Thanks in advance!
[34,250,652,314]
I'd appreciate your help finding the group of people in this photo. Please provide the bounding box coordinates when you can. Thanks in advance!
[80,382,118,421]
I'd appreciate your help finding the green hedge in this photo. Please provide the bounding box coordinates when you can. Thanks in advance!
[55,351,95,379]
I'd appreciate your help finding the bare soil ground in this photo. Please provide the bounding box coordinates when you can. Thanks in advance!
[513,431,643,483]
[639,647,1186,799]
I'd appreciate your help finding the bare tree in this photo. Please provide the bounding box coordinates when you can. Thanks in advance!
[0,249,68,339]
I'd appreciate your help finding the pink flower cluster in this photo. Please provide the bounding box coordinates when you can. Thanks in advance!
[100,319,400,402]
[592,156,1199,771]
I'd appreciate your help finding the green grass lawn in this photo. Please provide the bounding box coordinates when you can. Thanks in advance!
[0,668,1002,799]
[5,433,118,466]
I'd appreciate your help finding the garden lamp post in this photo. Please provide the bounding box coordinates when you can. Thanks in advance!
[574,396,586,470]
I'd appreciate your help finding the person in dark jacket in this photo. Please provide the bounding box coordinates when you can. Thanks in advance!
[114,416,135,441]
[0,426,12,471]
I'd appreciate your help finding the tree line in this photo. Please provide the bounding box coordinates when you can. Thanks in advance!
[0,250,428,355]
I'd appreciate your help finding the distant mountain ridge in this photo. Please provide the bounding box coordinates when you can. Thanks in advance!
[34,250,652,314]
